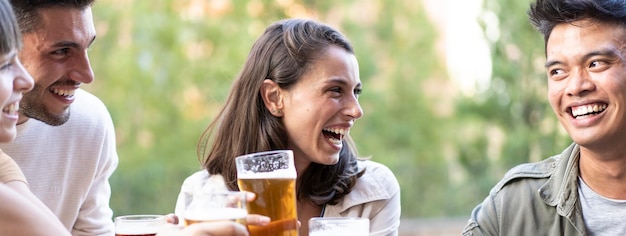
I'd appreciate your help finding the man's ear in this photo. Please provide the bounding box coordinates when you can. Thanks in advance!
[260,79,284,117]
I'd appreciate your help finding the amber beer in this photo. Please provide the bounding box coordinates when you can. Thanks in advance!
[236,150,298,236]
[114,215,164,236]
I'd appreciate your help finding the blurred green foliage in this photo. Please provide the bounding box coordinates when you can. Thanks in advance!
[86,0,570,219]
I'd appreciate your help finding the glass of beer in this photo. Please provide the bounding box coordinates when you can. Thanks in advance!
[235,150,298,236]
[114,214,166,236]
[183,190,248,226]
[308,217,369,236]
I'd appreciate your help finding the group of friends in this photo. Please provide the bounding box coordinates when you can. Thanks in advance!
[0,0,624,235]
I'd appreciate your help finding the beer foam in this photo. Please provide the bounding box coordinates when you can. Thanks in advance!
[238,168,296,179]
[185,207,247,221]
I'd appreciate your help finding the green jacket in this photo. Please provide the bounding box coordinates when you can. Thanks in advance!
[463,143,587,236]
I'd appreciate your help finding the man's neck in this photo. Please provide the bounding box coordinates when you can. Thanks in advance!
[579,147,626,200]
[17,113,28,125]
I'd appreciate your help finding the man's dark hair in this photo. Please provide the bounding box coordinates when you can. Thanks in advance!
[528,0,626,42]
[10,0,95,33]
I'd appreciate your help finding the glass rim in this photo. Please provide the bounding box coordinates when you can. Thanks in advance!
[234,149,293,160]
[115,214,164,222]
[235,150,296,178]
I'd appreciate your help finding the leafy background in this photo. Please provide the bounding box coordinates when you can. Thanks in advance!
[84,0,571,222]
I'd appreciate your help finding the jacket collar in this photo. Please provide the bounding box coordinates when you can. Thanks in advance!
[539,143,580,215]
[538,143,587,233]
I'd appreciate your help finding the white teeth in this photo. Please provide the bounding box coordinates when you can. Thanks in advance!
[327,137,342,145]
[50,88,76,97]
[323,128,346,135]
[323,128,347,145]
[571,104,607,118]
[2,101,19,115]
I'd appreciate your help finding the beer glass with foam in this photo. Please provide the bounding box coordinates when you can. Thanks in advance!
[114,215,166,236]
[308,217,369,236]
[183,191,248,226]
[235,150,298,236]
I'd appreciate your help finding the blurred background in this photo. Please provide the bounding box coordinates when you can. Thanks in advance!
[85,0,572,234]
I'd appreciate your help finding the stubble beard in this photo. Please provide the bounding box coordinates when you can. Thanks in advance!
[19,83,70,126]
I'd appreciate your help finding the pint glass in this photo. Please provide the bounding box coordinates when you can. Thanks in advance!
[183,191,248,226]
[235,150,298,236]
[308,217,369,236]
[114,215,166,236]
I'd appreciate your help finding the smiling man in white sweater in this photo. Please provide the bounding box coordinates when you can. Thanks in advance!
[0,0,119,235]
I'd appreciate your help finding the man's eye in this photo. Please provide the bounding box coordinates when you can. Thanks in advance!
[548,68,568,81]
[549,69,563,76]
[589,60,606,68]
[52,48,70,55]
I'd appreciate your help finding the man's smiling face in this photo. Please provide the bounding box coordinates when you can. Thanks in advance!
[18,6,96,126]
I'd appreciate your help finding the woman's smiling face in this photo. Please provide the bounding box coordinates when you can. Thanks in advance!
[0,50,33,142]
[279,45,363,170]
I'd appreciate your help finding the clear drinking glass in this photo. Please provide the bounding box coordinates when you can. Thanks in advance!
[182,190,248,226]
[114,214,166,236]
[235,150,298,236]
[308,217,369,236]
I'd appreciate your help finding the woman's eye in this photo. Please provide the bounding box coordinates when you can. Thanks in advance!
[0,62,11,71]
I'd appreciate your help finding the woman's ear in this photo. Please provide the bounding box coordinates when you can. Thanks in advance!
[261,79,284,117]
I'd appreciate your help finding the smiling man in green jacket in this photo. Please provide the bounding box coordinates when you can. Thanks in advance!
[464,0,626,235]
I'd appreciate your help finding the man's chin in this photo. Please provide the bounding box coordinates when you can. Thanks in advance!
[21,109,70,126]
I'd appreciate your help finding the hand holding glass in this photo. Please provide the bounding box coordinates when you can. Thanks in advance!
[236,150,298,236]
[183,191,248,226]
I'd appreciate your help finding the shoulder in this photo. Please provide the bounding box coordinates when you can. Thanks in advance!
[463,154,569,235]
[74,89,108,110]
[71,89,113,122]
[60,89,116,136]
[326,160,401,226]
[491,155,560,194]
[182,171,209,184]
[358,160,399,192]
[0,150,27,184]
[346,160,400,204]
[180,170,228,193]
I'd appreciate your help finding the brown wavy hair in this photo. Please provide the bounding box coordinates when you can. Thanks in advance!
[198,18,365,206]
